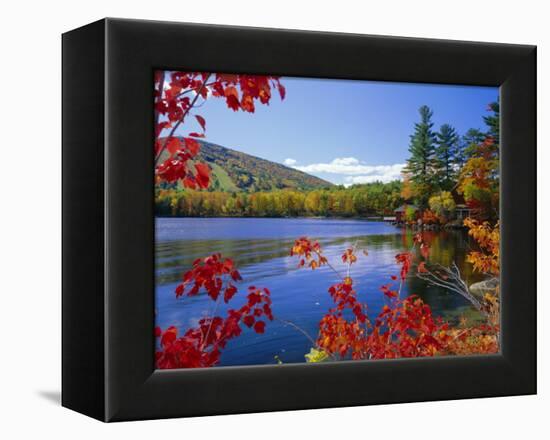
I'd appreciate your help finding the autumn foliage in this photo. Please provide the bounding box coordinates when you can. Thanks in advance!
[154,75,500,368]
[290,238,450,360]
[156,229,499,368]
[463,218,500,326]
[290,237,328,270]
[155,254,274,369]
[154,71,286,190]
[153,71,288,368]
[421,209,439,225]
[463,218,500,277]
[289,235,499,361]
[457,136,499,221]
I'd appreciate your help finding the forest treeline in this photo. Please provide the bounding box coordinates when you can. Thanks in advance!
[155,101,499,222]
[155,181,403,218]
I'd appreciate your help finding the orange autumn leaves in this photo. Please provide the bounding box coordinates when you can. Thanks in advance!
[290,237,328,270]
[463,218,500,327]
[289,235,499,361]
[289,237,449,359]
[463,218,500,276]
[457,136,500,221]
[154,71,286,190]
[341,248,358,265]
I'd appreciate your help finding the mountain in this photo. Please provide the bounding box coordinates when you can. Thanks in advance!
[163,139,333,192]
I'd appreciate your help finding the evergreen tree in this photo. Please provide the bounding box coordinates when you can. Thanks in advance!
[461,128,485,161]
[404,105,437,205]
[483,100,500,144]
[435,123,459,190]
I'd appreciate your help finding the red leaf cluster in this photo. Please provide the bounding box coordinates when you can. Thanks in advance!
[380,283,398,299]
[317,277,370,358]
[395,252,412,280]
[239,286,274,334]
[176,253,242,302]
[290,236,467,361]
[365,296,450,359]
[156,254,274,369]
[318,280,450,360]
[154,71,285,189]
[155,137,211,189]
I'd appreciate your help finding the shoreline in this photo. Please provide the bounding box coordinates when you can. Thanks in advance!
[154,215,467,230]
[155,214,392,222]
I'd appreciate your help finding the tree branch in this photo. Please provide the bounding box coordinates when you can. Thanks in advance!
[416,262,485,313]
[155,73,212,164]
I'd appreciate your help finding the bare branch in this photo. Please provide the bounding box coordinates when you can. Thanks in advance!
[417,262,485,314]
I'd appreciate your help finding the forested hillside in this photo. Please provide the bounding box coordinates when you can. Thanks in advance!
[158,138,333,192]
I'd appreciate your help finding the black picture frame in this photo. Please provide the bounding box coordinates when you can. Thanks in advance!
[62,18,536,422]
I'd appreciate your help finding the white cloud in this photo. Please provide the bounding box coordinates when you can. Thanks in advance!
[344,171,402,185]
[293,157,405,183]
[283,158,297,166]
[330,157,360,166]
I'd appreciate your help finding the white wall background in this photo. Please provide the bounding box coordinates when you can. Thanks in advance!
[0,0,546,437]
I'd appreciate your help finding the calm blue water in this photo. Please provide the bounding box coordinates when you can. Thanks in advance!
[155,217,481,367]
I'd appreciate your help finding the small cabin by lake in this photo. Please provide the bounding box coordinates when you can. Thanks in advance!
[394,201,472,223]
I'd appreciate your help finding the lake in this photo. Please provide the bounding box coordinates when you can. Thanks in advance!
[155,217,483,366]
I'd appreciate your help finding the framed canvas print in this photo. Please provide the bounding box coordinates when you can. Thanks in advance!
[62,18,536,422]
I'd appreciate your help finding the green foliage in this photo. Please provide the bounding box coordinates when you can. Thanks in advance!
[429,191,456,220]
[402,101,499,220]
[206,162,239,192]
[457,101,500,221]
[483,100,500,144]
[461,128,485,163]
[404,106,437,205]
[404,205,417,222]
[435,123,460,190]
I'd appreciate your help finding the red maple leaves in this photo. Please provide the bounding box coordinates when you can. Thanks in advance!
[154,71,285,190]
[365,296,449,359]
[157,228,497,368]
[156,254,274,369]
[175,253,242,302]
[395,252,413,281]
[289,236,456,360]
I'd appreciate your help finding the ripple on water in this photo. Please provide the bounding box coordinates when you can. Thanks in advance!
[155,217,483,366]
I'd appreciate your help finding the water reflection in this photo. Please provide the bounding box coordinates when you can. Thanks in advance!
[155,218,483,366]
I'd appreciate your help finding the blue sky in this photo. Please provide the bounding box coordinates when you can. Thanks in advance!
[170,75,498,185]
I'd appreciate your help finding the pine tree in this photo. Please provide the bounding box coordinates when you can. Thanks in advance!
[483,100,500,145]
[461,128,485,162]
[404,105,437,205]
[435,123,459,190]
